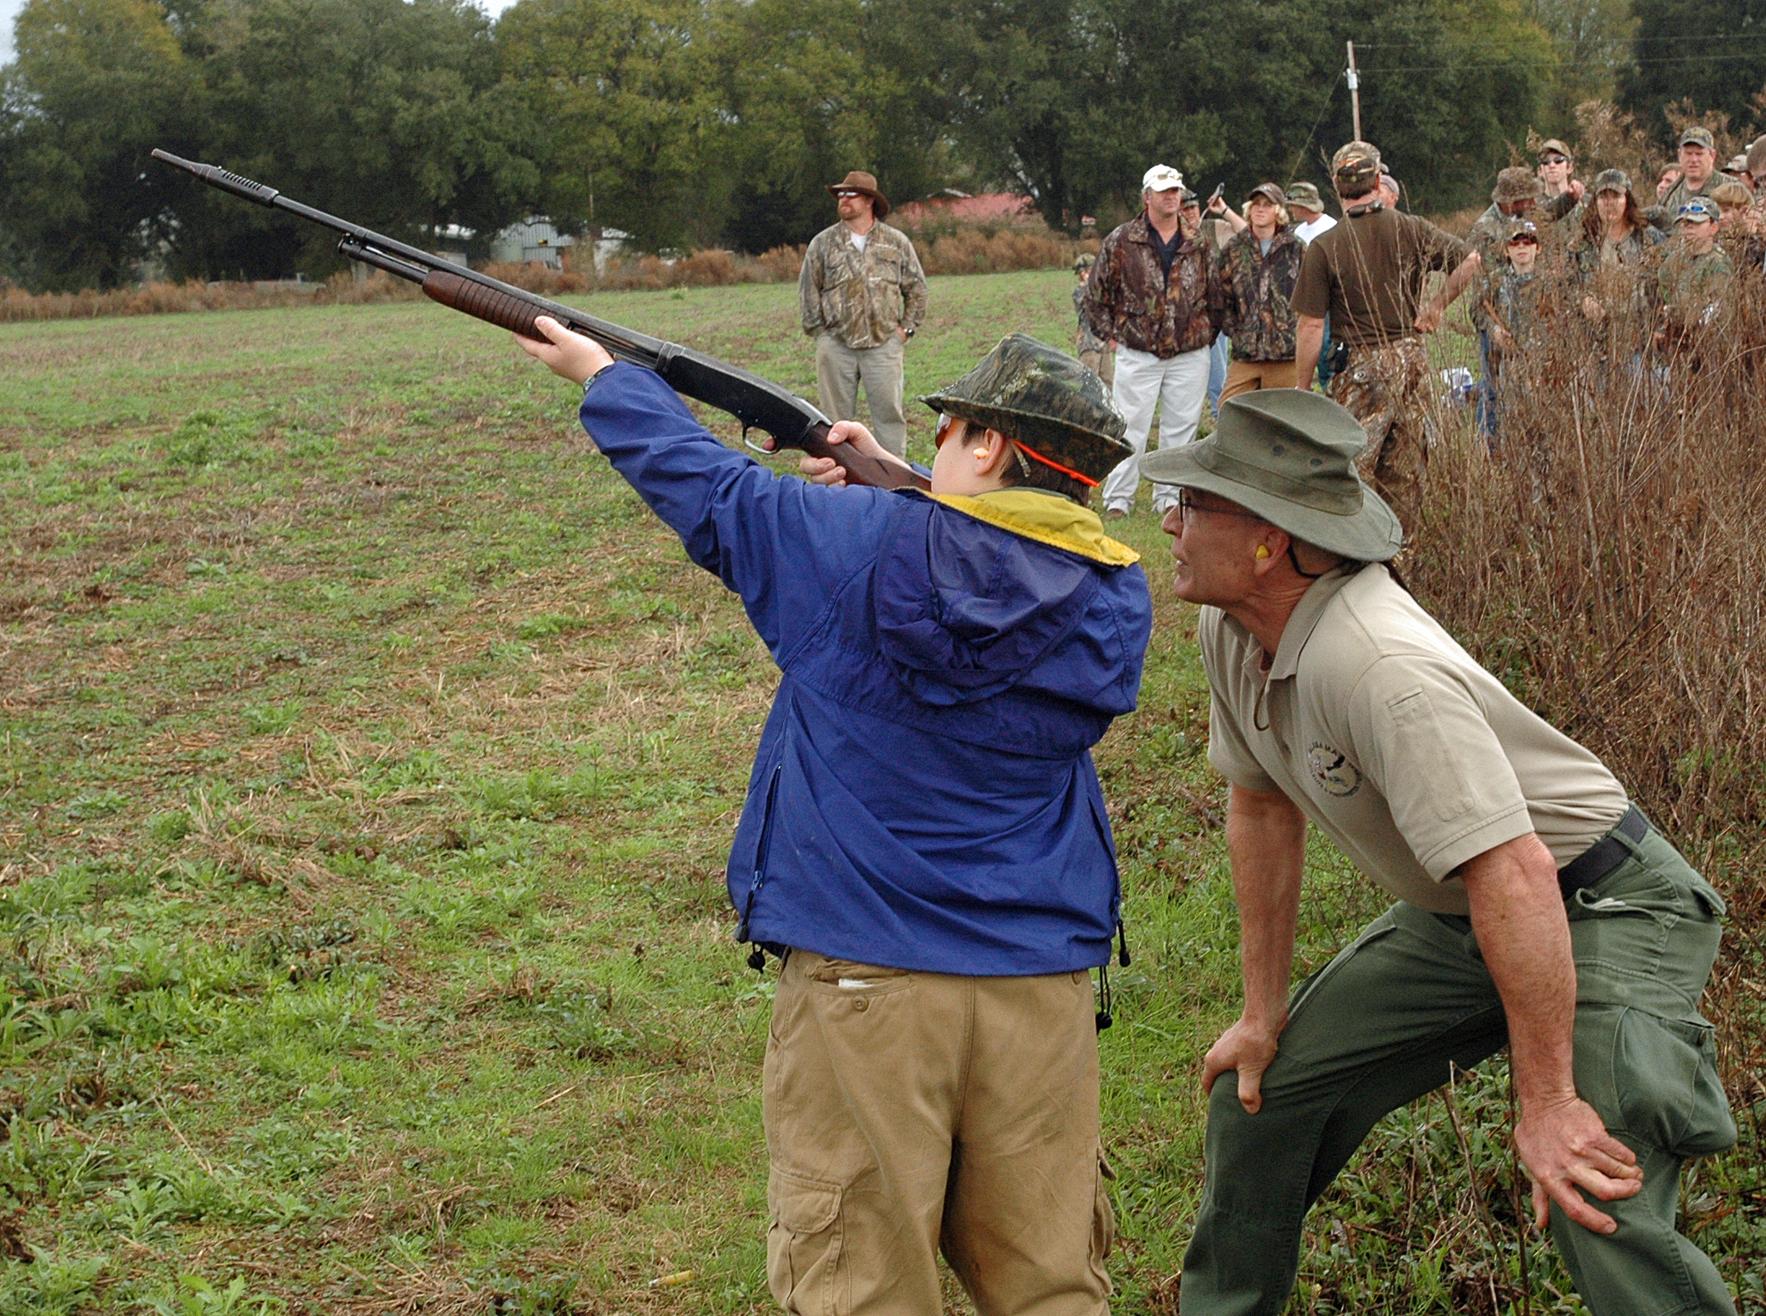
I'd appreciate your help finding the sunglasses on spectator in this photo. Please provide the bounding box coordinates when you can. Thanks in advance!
[834,189,865,199]
[1540,154,1568,165]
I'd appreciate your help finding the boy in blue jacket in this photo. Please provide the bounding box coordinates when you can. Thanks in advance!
[520,319,1151,1314]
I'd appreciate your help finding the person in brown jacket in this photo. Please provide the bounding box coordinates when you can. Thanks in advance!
[1082,163,1226,518]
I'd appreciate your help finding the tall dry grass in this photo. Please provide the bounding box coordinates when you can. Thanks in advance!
[1409,260,1765,1031]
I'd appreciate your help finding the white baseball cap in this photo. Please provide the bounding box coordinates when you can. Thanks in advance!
[1142,164,1185,192]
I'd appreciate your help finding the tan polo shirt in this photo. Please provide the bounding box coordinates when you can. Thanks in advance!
[1200,564,1627,915]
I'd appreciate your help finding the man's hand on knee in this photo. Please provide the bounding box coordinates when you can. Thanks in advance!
[1201,1015,1284,1114]
[1516,1095,1643,1235]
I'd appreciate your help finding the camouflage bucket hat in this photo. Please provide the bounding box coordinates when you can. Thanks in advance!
[1491,166,1543,204]
[920,334,1129,486]
[1285,181,1325,211]
[1592,167,1632,195]
[1332,140,1381,192]
[1679,126,1716,151]
[1141,390,1403,561]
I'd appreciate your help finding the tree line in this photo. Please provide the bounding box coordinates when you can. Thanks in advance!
[1,0,1758,292]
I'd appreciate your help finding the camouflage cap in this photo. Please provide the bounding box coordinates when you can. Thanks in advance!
[1504,218,1540,243]
[1592,167,1632,195]
[1675,196,1719,224]
[1491,166,1544,204]
[1723,153,1750,174]
[1141,390,1402,561]
[1073,252,1096,272]
[1332,141,1381,192]
[919,334,1129,486]
[1285,181,1325,211]
[1678,126,1716,151]
[1246,182,1287,207]
[1538,138,1573,162]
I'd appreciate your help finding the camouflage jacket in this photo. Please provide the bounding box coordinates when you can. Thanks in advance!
[1465,193,1578,330]
[1656,245,1733,328]
[1083,213,1225,358]
[1647,173,1727,230]
[798,221,928,349]
[1216,226,1303,361]
[1073,283,1108,355]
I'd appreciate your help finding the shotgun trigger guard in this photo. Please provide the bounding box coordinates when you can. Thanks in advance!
[741,427,775,457]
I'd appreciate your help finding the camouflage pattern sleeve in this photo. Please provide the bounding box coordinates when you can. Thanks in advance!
[1082,232,1121,343]
[799,230,827,337]
[900,235,928,333]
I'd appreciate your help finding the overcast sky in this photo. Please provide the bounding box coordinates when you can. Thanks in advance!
[0,0,520,65]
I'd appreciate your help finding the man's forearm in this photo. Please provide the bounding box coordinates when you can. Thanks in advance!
[1461,834,1578,1108]
[1426,251,1484,317]
[1227,784,1308,1026]
[1293,316,1325,388]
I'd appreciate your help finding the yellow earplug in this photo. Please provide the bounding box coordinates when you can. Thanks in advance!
[1255,545,1271,560]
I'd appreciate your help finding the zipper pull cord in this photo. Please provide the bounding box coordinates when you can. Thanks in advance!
[1116,918,1131,967]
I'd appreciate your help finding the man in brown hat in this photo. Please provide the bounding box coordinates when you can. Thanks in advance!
[1290,141,1482,530]
[798,170,928,458]
[1144,389,1736,1316]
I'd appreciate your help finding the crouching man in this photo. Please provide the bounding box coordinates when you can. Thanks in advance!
[1145,390,1737,1315]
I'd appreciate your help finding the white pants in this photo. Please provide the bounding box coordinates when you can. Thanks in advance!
[1101,344,1211,512]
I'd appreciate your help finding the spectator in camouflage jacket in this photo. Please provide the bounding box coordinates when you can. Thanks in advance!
[1216,184,1305,400]
[798,170,928,457]
[1082,164,1226,518]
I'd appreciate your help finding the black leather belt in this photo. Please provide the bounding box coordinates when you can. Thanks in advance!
[1558,804,1649,898]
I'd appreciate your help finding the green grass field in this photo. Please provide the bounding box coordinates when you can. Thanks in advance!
[2,273,1758,1314]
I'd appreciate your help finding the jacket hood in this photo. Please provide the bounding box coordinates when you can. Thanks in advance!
[874,493,1144,712]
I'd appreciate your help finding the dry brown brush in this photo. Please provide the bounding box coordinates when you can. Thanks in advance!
[1408,262,1766,1077]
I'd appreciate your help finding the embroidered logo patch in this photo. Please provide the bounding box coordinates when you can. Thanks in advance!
[1307,741,1362,797]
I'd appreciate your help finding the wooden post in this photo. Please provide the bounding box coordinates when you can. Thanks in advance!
[1346,41,1362,140]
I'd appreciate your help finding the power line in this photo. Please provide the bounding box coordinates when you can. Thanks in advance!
[1363,50,1766,75]
[1358,29,1766,52]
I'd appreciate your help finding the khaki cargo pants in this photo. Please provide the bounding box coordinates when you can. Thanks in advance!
[1329,336,1431,533]
[763,950,1114,1315]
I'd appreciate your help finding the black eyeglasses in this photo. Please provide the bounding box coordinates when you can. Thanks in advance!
[1175,489,1262,523]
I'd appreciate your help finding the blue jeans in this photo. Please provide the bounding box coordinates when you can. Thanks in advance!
[1207,334,1231,416]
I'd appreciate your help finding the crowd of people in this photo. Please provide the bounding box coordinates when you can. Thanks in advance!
[506,147,1744,1316]
[1074,128,1765,531]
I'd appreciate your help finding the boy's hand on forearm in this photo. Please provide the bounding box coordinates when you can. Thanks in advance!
[516,316,615,385]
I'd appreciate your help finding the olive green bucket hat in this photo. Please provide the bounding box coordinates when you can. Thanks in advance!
[920,334,1129,486]
[1142,390,1403,561]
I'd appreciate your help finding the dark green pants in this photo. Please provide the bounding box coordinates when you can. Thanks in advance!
[1183,825,1736,1315]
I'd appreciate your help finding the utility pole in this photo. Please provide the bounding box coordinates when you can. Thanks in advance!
[1346,41,1362,140]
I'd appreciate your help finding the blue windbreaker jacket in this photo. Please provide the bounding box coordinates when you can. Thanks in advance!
[580,364,1152,975]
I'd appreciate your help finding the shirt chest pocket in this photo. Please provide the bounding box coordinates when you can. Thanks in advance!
[866,248,903,286]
